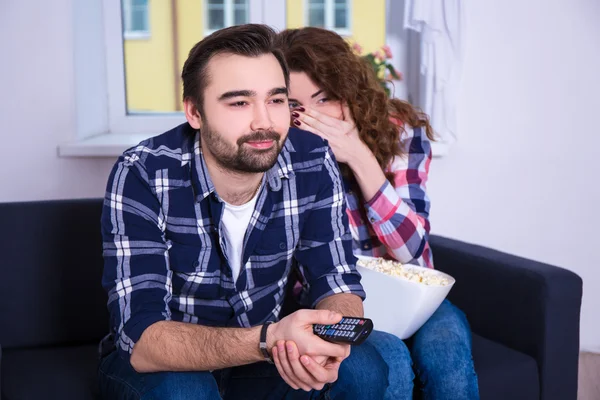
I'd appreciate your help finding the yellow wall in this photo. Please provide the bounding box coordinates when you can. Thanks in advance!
[176,0,205,110]
[124,0,177,112]
[285,0,386,54]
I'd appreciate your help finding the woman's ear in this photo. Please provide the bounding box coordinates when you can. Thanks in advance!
[341,103,352,121]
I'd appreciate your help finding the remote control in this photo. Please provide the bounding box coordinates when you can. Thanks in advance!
[313,317,374,345]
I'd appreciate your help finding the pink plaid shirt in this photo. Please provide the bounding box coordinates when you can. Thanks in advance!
[345,125,433,268]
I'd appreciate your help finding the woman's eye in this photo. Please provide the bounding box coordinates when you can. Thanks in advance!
[288,101,299,109]
[318,97,330,104]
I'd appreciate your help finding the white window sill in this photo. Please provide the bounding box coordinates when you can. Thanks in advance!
[58,133,451,158]
[123,31,151,40]
[58,133,150,158]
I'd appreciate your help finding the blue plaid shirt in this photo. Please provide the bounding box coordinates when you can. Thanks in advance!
[101,123,365,360]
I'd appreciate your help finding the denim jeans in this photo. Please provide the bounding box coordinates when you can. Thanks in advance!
[98,331,393,400]
[406,300,480,400]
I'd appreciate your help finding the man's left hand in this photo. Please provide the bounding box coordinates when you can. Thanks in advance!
[272,340,351,391]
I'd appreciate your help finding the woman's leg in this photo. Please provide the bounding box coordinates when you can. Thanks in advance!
[407,300,479,400]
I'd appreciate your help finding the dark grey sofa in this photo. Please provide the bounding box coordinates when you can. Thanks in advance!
[0,199,582,399]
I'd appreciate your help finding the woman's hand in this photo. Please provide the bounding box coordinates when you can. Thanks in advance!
[292,105,368,164]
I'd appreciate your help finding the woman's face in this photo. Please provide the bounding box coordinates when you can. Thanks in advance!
[288,72,343,120]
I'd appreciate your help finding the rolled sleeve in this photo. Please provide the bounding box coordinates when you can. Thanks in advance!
[361,125,432,264]
[101,155,172,361]
[295,148,366,307]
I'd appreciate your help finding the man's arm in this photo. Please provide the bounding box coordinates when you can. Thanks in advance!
[293,146,366,308]
[130,321,263,372]
[131,310,348,373]
[316,293,363,318]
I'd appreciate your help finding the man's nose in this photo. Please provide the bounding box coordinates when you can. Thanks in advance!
[250,104,273,131]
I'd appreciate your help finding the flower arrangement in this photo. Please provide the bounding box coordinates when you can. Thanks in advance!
[352,43,402,97]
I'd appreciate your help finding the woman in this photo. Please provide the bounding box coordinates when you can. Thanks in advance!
[276,27,479,399]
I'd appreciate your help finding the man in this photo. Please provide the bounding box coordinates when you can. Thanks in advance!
[98,24,389,399]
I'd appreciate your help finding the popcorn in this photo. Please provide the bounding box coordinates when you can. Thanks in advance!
[357,258,450,286]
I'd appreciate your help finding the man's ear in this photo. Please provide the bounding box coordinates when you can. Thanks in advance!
[184,98,203,130]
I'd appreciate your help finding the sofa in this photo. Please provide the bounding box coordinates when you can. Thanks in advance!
[0,199,582,399]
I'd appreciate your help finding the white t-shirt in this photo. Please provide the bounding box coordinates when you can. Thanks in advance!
[221,187,261,282]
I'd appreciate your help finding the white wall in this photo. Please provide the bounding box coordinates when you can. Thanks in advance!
[1,0,598,351]
[0,0,114,202]
[427,0,600,352]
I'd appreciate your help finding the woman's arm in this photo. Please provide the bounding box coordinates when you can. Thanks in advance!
[348,126,432,264]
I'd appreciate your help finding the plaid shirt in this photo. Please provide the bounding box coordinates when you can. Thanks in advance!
[101,123,364,360]
[346,125,434,268]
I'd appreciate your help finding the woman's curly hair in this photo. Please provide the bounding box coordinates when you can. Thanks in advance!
[275,27,434,185]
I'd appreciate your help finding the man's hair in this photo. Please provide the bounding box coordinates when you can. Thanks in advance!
[182,24,289,114]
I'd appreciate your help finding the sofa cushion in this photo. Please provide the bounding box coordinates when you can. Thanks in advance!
[0,199,108,349]
[472,333,539,400]
[1,344,99,400]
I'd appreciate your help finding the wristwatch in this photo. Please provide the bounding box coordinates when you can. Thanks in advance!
[259,321,274,364]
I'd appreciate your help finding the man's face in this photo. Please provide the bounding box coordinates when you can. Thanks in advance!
[196,53,290,173]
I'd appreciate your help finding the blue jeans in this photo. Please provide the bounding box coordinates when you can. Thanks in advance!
[98,332,392,400]
[364,301,479,399]
[405,300,480,400]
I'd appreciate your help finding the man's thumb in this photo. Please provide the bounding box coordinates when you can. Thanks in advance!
[314,310,343,325]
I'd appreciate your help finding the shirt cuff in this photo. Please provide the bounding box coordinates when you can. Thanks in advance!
[365,180,401,225]
[118,312,169,360]
[308,274,366,308]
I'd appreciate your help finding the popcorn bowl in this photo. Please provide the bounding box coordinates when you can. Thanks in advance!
[356,256,455,340]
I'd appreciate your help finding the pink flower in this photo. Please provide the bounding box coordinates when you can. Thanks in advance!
[352,42,363,54]
[382,45,393,59]
[373,50,384,62]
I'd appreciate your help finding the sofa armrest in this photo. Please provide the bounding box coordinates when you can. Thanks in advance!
[430,235,582,400]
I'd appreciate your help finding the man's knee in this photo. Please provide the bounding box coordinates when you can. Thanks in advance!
[145,371,221,400]
[335,342,389,398]
[366,330,414,395]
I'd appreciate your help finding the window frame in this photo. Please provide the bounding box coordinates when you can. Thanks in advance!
[305,0,352,37]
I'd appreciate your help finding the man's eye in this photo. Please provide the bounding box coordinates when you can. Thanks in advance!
[230,101,248,107]
[271,98,286,104]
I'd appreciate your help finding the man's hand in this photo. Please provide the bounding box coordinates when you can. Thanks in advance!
[267,309,349,390]
[273,341,351,391]
[268,309,347,359]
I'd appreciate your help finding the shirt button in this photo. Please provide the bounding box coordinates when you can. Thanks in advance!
[369,217,376,223]
[363,244,369,250]
[279,242,286,250]
[193,260,200,268]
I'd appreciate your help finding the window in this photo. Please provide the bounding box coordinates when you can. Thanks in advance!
[306,0,350,35]
[65,1,452,158]
[122,0,150,39]
[206,0,249,34]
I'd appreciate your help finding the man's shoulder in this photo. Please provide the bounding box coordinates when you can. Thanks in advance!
[119,123,195,173]
[285,127,331,165]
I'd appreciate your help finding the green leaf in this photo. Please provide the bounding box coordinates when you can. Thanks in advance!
[386,64,401,80]
[363,54,376,63]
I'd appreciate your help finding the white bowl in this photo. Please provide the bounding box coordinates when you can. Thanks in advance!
[356,256,455,340]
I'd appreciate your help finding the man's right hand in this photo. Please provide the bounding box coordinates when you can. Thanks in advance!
[267,309,349,390]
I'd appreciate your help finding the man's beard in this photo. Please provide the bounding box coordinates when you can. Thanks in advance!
[201,122,284,174]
